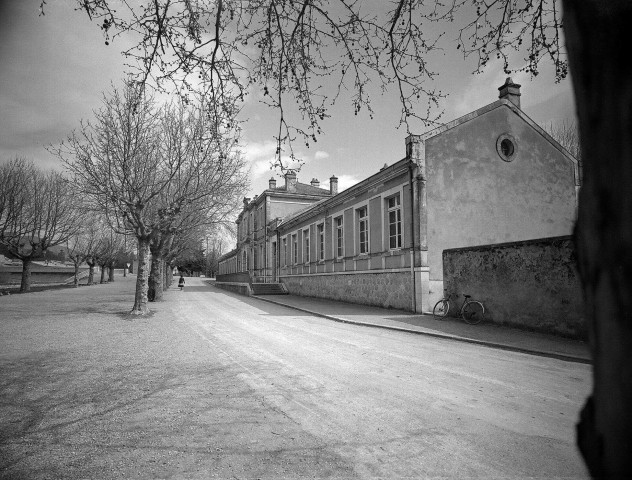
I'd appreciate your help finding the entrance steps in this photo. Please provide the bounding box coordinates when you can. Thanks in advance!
[251,283,288,295]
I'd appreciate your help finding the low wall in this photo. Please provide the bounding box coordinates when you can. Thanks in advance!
[216,272,251,284]
[214,282,252,296]
[443,236,587,339]
[0,266,88,285]
[280,271,413,311]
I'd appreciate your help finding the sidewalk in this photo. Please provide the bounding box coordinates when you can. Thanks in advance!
[238,289,591,364]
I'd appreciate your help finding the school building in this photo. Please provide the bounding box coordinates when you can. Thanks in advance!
[218,78,580,314]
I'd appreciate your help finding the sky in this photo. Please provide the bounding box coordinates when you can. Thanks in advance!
[0,0,577,198]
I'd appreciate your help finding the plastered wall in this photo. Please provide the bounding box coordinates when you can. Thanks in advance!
[426,105,577,288]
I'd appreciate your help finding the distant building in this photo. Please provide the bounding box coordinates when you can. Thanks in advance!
[219,78,580,312]
[219,171,335,282]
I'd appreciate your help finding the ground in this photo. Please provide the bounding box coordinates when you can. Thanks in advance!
[0,276,591,479]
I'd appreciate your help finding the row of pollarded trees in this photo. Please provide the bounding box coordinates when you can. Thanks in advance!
[0,157,139,291]
[0,159,81,291]
[51,85,248,315]
[65,217,132,287]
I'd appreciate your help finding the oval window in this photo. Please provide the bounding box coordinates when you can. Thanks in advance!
[497,134,517,162]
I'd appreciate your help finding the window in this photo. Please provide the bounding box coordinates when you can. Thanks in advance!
[254,208,259,232]
[357,206,368,254]
[335,216,344,258]
[304,228,310,263]
[317,224,324,261]
[282,238,287,266]
[388,195,402,249]
[292,234,298,265]
[496,133,517,162]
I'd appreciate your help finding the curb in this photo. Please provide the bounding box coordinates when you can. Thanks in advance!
[250,294,591,365]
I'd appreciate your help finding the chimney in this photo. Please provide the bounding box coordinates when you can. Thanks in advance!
[269,177,277,189]
[284,170,297,192]
[498,77,521,108]
[329,175,338,195]
[243,197,251,207]
[310,178,320,188]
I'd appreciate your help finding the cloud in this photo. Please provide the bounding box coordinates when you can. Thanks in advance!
[446,62,524,118]
[241,140,303,180]
[334,174,362,193]
[241,140,277,178]
[314,150,330,160]
[445,58,569,121]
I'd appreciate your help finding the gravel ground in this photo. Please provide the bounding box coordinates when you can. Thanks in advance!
[0,277,353,479]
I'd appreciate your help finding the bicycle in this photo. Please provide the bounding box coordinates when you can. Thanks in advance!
[433,290,485,325]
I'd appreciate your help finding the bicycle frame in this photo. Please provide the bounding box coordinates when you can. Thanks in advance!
[433,290,485,325]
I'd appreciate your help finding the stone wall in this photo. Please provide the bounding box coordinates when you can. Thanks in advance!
[443,236,587,339]
[216,272,251,284]
[280,271,413,311]
[214,282,252,296]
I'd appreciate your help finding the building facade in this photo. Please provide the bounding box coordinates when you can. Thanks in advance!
[218,171,335,282]
[219,78,580,313]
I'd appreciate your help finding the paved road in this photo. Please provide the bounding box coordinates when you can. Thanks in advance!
[0,276,591,478]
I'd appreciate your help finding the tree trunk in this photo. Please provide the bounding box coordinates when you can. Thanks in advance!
[99,264,106,283]
[163,262,169,289]
[131,237,150,315]
[148,254,164,302]
[109,263,115,282]
[563,0,632,476]
[19,257,32,292]
[73,262,80,287]
[87,263,95,284]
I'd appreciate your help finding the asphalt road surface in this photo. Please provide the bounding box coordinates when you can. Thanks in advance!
[0,276,592,479]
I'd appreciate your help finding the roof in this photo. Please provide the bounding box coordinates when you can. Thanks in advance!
[267,181,331,196]
[277,157,411,231]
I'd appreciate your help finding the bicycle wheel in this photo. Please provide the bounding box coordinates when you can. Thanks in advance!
[462,301,485,325]
[433,300,450,319]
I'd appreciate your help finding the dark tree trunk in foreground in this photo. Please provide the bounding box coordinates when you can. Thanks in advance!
[20,258,32,292]
[131,237,151,315]
[564,0,632,476]
[99,264,106,283]
[109,263,115,282]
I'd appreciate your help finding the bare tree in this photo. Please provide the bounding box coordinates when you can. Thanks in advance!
[66,216,102,287]
[94,229,125,283]
[40,0,632,474]
[54,86,165,312]
[53,85,247,313]
[0,158,80,292]
[544,119,581,183]
[146,99,247,301]
[38,1,565,170]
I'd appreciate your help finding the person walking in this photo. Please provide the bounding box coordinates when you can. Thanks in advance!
[178,275,185,291]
